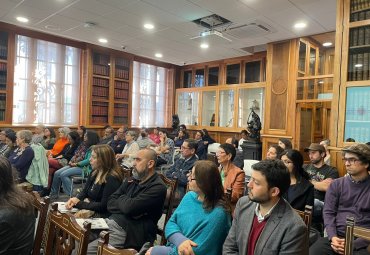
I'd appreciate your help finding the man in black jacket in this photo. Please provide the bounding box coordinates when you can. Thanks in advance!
[85,148,167,254]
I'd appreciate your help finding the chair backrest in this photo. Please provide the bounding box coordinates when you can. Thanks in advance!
[29,191,50,255]
[97,231,137,255]
[294,205,313,238]
[243,159,259,178]
[44,203,91,255]
[345,216,370,255]
[158,173,178,245]
[225,188,232,204]
[207,142,220,154]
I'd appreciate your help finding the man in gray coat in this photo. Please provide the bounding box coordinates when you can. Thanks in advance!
[223,160,308,255]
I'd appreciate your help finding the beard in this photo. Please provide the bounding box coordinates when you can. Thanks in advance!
[132,166,149,180]
[248,189,271,204]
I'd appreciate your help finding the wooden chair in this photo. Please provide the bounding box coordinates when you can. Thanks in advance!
[97,231,137,255]
[226,188,232,204]
[44,203,91,255]
[294,205,313,238]
[157,173,178,245]
[345,216,370,255]
[29,191,50,255]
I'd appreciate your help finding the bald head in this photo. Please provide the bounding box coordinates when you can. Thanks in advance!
[132,148,158,182]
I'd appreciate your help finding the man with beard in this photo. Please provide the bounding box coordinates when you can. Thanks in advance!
[223,160,308,255]
[303,143,339,224]
[83,148,167,254]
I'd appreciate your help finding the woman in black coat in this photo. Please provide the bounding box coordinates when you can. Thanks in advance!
[281,149,314,211]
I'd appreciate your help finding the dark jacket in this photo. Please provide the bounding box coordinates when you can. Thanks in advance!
[165,154,198,187]
[54,142,80,161]
[0,208,35,255]
[110,139,127,154]
[75,174,122,218]
[196,140,207,160]
[107,172,167,250]
[8,146,34,182]
[282,178,314,211]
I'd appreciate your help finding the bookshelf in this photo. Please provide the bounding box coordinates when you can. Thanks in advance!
[90,51,131,126]
[0,31,8,122]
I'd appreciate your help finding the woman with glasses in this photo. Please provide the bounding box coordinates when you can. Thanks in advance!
[281,149,314,211]
[147,160,231,255]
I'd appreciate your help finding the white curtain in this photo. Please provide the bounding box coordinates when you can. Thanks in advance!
[13,35,80,125]
[132,61,173,127]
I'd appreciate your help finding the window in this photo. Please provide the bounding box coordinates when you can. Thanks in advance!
[13,35,81,125]
[132,61,174,127]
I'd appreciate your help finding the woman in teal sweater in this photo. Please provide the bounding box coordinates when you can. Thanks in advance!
[148,160,232,255]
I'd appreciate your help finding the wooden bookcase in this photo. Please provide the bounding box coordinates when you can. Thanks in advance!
[89,50,131,127]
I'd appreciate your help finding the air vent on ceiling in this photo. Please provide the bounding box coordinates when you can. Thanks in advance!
[225,20,276,39]
[192,14,232,29]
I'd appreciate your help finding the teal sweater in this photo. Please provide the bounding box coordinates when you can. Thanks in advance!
[76,148,92,175]
[155,191,231,255]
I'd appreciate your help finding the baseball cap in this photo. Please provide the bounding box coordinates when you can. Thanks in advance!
[304,143,325,153]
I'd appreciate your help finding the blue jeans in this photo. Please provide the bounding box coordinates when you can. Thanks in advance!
[50,166,83,197]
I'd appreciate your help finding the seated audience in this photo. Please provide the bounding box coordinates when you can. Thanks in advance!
[223,160,308,254]
[84,148,167,253]
[50,131,100,197]
[266,144,284,160]
[217,143,245,210]
[194,130,207,160]
[201,128,215,147]
[174,130,187,148]
[320,139,331,165]
[31,124,45,144]
[165,138,198,198]
[0,157,35,255]
[99,125,114,145]
[0,130,16,158]
[77,125,87,139]
[115,130,140,168]
[27,141,48,192]
[110,126,127,154]
[155,130,175,166]
[0,129,7,150]
[48,127,70,157]
[136,128,155,149]
[65,144,124,218]
[309,143,370,255]
[238,130,248,151]
[179,124,189,139]
[225,137,244,169]
[278,138,292,150]
[149,127,161,144]
[303,143,339,220]
[8,130,35,183]
[40,127,56,150]
[148,160,232,255]
[346,137,356,142]
[281,149,314,211]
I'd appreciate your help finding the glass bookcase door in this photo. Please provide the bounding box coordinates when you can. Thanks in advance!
[219,89,234,127]
[177,91,199,126]
[226,63,240,84]
[183,70,192,88]
[238,88,264,128]
[194,69,204,87]
[201,91,216,126]
[344,86,370,143]
[245,61,261,83]
[208,66,219,86]
[348,24,370,81]
[298,41,306,77]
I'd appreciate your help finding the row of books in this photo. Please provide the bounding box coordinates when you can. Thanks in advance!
[0,75,7,85]
[0,62,6,71]
[115,58,130,68]
[91,116,108,124]
[113,116,128,124]
[345,126,370,142]
[346,91,370,121]
[114,106,128,116]
[349,26,370,47]
[115,69,129,80]
[348,53,370,81]
[0,45,7,59]
[91,105,108,115]
[115,81,129,90]
[351,9,370,22]
[92,86,109,98]
[93,65,110,76]
[114,89,129,100]
[351,0,370,12]
[93,54,110,66]
[0,109,5,121]
[0,99,6,110]
[93,77,109,87]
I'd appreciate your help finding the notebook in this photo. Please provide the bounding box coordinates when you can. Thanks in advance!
[55,202,78,213]
[76,218,109,230]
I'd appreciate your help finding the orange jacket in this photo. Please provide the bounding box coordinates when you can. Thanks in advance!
[221,163,245,205]
[49,137,69,157]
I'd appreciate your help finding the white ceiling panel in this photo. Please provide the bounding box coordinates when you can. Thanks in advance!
[73,0,118,16]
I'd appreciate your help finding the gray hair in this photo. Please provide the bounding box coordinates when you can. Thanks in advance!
[58,127,71,135]
[16,130,33,144]
[126,130,137,139]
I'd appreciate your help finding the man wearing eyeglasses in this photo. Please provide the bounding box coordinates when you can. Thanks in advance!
[309,143,370,255]
[165,138,198,198]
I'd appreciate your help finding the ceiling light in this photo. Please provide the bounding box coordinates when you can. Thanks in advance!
[144,23,154,30]
[354,64,363,68]
[322,42,333,47]
[294,22,306,29]
[98,38,108,43]
[16,16,29,23]
[155,53,163,58]
[200,43,209,49]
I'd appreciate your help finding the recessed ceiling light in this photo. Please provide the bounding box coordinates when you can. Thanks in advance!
[155,53,163,58]
[16,16,29,23]
[322,42,333,47]
[98,38,108,43]
[200,43,209,49]
[354,63,363,68]
[294,22,306,29]
[144,23,154,30]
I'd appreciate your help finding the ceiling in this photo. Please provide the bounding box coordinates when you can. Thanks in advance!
[0,0,337,66]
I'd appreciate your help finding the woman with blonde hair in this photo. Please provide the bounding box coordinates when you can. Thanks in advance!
[65,144,124,218]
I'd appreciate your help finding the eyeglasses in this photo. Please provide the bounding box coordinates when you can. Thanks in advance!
[216,151,226,155]
[282,160,293,165]
[342,157,360,164]
[181,146,190,150]
[190,178,196,181]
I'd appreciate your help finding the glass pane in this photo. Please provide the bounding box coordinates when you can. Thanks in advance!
[226,64,240,84]
[296,78,333,100]
[0,31,8,60]
[348,25,370,81]
[219,90,234,127]
[238,88,264,128]
[194,69,204,87]
[309,47,316,75]
[177,91,199,126]
[298,41,306,75]
[201,91,216,126]
[208,66,219,86]
[183,70,192,88]
[245,61,261,83]
[0,62,6,90]
[344,86,370,143]
[0,93,5,121]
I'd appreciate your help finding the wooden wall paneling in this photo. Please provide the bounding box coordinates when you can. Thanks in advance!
[79,49,89,126]
[5,31,15,123]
